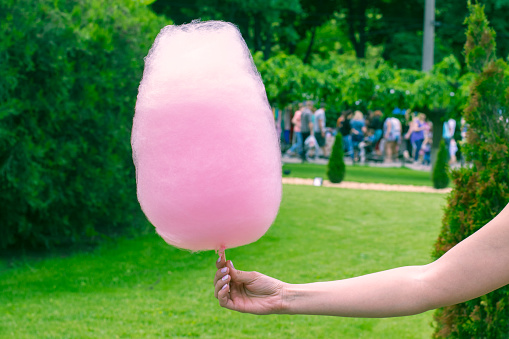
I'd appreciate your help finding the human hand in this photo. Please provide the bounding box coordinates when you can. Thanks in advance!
[214,252,287,315]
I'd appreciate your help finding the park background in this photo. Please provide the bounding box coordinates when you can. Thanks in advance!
[1,0,509,338]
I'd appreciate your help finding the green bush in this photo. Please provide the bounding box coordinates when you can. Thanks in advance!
[0,0,167,249]
[327,133,346,183]
[432,140,449,189]
[432,3,509,338]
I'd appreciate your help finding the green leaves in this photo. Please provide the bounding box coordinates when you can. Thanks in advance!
[257,52,466,123]
[464,2,497,74]
[0,0,167,249]
[433,3,509,337]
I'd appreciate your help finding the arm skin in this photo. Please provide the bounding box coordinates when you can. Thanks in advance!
[292,112,300,126]
[214,203,509,317]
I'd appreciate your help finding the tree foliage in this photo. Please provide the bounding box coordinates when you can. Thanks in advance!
[151,0,302,59]
[432,3,509,337]
[255,52,467,128]
[436,0,509,69]
[255,50,472,168]
[150,0,509,68]
[0,0,167,249]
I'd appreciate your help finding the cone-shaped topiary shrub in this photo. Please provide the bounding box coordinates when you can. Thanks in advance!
[327,133,346,183]
[432,3,509,338]
[432,140,449,189]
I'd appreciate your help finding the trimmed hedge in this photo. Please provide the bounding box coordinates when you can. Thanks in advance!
[0,0,167,249]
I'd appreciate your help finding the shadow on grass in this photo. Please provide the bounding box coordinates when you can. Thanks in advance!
[0,222,155,272]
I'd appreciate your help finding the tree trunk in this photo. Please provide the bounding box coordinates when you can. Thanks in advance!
[254,12,263,52]
[303,26,316,64]
[263,27,272,60]
[289,42,296,55]
[236,11,251,49]
[345,0,368,59]
[357,0,367,58]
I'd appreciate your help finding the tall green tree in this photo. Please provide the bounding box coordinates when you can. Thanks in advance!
[432,3,509,337]
[150,0,509,67]
[436,0,509,66]
[334,0,423,61]
[292,0,342,63]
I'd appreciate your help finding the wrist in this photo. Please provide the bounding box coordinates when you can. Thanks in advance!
[280,283,315,315]
[279,283,295,314]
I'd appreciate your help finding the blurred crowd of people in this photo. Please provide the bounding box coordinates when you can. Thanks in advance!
[280,102,464,165]
[283,101,332,162]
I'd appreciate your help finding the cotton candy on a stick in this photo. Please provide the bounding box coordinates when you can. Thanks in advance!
[132,21,282,251]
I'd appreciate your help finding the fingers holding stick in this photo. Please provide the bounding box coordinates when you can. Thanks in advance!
[216,245,226,269]
[214,245,230,300]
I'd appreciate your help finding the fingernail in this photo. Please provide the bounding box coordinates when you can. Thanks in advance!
[222,274,229,281]
[230,261,234,269]
[221,284,228,290]
[221,267,227,273]
[217,256,221,263]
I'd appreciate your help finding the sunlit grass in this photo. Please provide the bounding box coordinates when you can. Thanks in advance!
[1,185,446,338]
[283,162,439,187]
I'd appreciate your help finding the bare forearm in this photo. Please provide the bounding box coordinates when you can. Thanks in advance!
[280,204,509,318]
[281,265,435,317]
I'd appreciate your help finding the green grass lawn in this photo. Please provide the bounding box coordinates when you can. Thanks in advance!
[1,186,447,338]
[283,163,437,187]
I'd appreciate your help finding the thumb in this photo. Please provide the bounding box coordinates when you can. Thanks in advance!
[227,260,257,284]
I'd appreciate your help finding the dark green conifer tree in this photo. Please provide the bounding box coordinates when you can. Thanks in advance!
[432,140,449,189]
[327,133,346,183]
[432,3,509,337]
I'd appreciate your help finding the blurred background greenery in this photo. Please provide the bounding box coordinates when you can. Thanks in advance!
[2,0,507,250]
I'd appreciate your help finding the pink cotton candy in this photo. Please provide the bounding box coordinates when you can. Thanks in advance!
[131,21,282,251]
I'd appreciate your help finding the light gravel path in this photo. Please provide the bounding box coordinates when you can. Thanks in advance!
[282,177,452,194]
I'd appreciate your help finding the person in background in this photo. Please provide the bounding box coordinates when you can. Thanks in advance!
[383,116,401,163]
[443,118,456,158]
[402,110,414,161]
[337,110,353,159]
[304,134,319,159]
[458,118,468,164]
[350,110,367,162]
[368,110,383,155]
[449,139,458,164]
[405,113,426,163]
[285,103,303,157]
[313,103,327,159]
[421,121,433,166]
[299,101,314,162]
